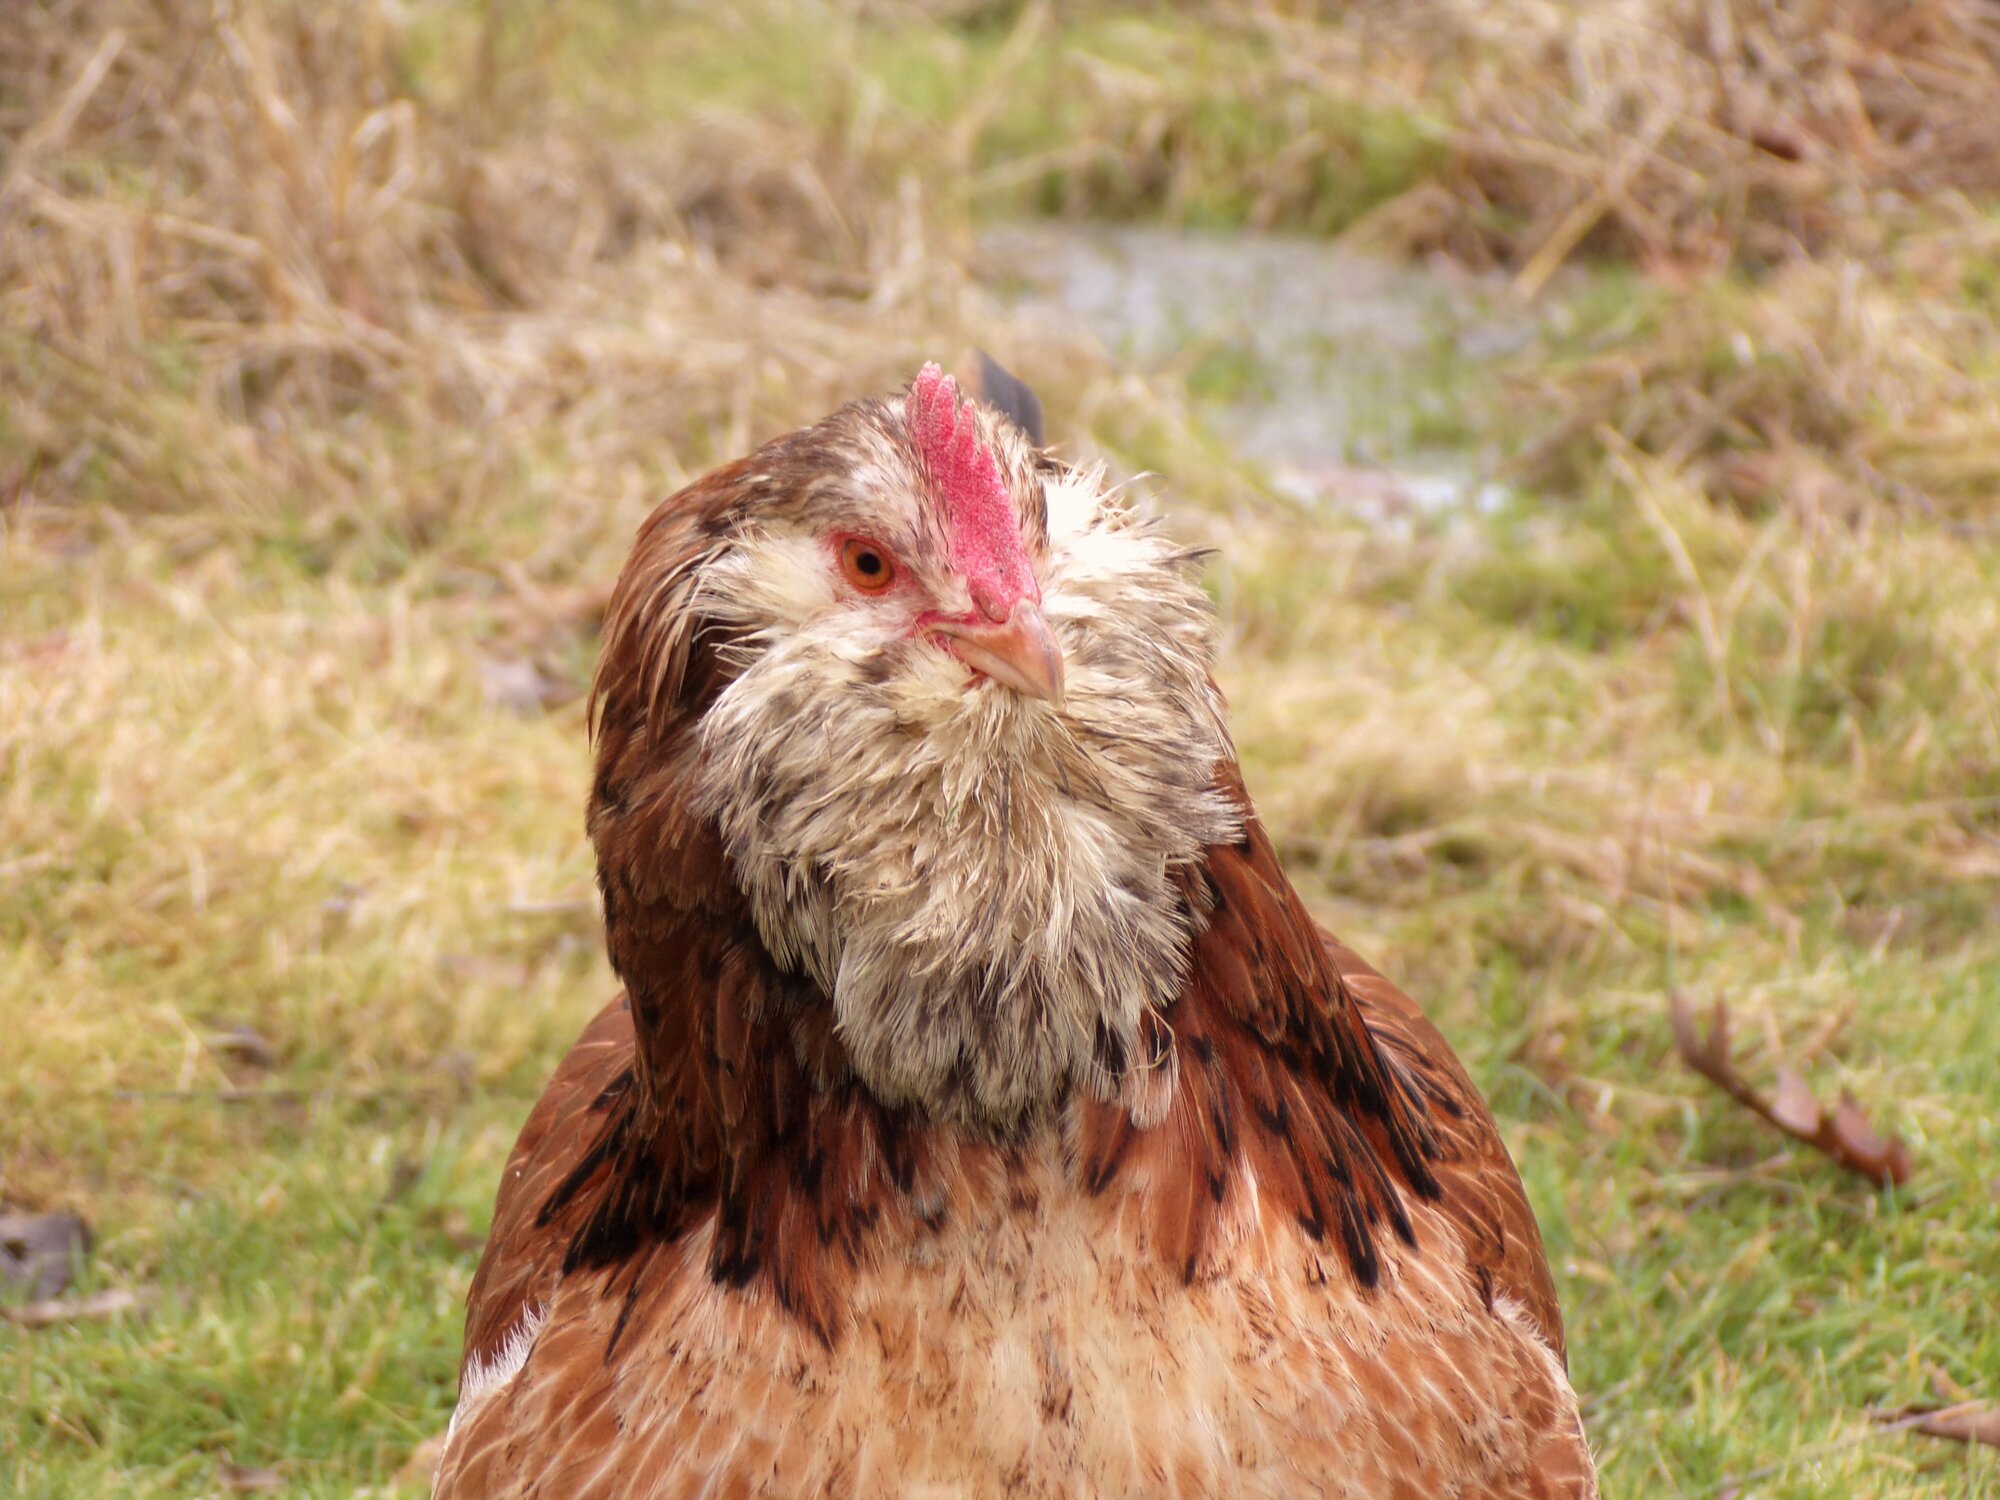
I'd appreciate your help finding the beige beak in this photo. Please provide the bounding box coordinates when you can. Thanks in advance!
[929,599,1066,707]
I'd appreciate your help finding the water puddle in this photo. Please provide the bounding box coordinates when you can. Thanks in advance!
[979,224,1531,523]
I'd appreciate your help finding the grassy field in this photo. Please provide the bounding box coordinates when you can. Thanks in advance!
[4,1,1999,1494]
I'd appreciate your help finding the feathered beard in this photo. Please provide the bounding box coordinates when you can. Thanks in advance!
[692,472,1241,1130]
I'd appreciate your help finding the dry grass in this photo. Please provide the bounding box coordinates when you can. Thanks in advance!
[0,0,1129,554]
[4,0,2000,1495]
[1263,0,2000,279]
[1503,236,2000,523]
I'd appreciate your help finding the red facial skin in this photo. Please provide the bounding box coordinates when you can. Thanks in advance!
[822,364,1065,706]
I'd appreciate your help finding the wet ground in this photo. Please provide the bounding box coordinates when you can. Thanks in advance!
[980,224,1534,520]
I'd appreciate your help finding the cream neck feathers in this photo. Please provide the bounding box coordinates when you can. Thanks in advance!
[691,466,1240,1129]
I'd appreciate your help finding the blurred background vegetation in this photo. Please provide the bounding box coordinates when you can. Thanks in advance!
[4,0,1999,1494]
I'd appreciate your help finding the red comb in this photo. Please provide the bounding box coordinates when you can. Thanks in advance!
[908,363,1035,615]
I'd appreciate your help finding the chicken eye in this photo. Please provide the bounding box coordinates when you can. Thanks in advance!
[839,537,898,593]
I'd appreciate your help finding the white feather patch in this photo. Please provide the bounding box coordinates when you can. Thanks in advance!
[443,1302,547,1445]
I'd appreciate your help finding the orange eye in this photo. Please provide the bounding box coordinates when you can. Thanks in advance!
[839,537,898,593]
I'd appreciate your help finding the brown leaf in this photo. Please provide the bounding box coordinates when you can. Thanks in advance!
[0,1210,91,1301]
[1769,1068,1821,1136]
[1832,1095,1913,1187]
[1668,991,1912,1188]
[1874,1401,2000,1449]
[2,1286,154,1328]
[208,1023,278,1071]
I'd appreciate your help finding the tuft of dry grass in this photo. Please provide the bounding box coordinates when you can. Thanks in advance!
[1259,0,2000,277]
[1498,232,2000,524]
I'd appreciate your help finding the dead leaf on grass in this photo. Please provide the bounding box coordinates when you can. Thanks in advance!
[208,1024,277,1071]
[1872,1401,2000,1450]
[0,1210,91,1300]
[1669,991,1912,1188]
[2,1285,156,1328]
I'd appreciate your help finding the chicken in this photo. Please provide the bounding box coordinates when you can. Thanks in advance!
[433,361,1599,1499]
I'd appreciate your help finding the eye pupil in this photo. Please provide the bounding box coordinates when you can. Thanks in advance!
[840,538,897,591]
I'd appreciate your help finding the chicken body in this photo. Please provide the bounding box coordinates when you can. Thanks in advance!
[434,366,1598,1499]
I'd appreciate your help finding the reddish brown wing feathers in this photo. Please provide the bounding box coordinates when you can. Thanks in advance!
[1079,775,1567,1359]
[1324,939,1568,1358]
[456,998,640,1370]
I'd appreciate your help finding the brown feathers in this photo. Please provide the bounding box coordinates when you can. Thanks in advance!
[436,370,1596,1498]
[1073,780,1565,1357]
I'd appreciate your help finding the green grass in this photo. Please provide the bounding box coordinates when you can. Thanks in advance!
[12,1119,487,1496]
[5,0,2000,1495]
[2,532,605,1495]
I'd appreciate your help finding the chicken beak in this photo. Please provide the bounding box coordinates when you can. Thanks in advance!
[931,599,1067,708]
